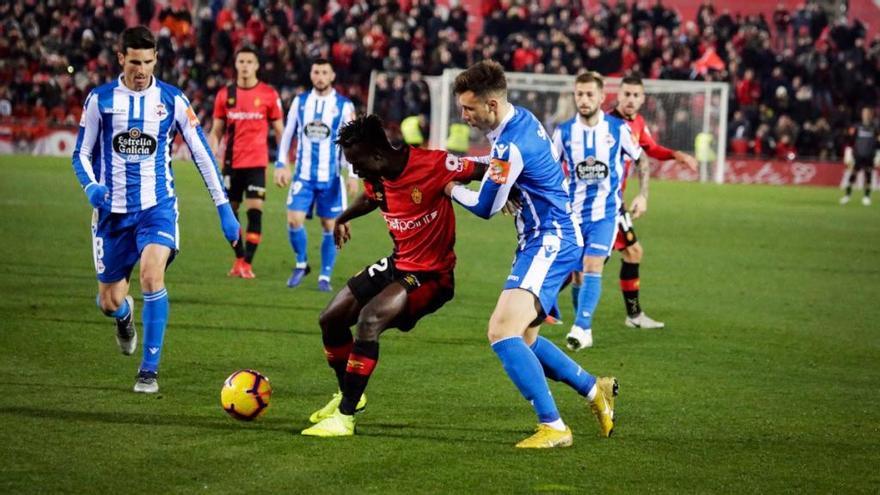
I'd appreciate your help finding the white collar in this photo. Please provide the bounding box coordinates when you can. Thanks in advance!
[117,74,156,95]
[486,104,516,142]
[577,110,604,130]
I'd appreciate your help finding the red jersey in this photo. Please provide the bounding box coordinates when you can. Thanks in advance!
[610,109,676,191]
[363,147,476,272]
[213,82,283,169]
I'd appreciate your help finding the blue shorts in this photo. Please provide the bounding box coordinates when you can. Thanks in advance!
[286,177,346,219]
[579,215,618,258]
[91,199,179,283]
[504,233,582,315]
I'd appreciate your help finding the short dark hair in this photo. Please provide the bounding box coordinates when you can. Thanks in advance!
[120,26,156,53]
[312,58,333,68]
[337,114,392,152]
[453,60,507,98]
[575,71,604,89]
[620,75,644,86]
[235,45,260,62]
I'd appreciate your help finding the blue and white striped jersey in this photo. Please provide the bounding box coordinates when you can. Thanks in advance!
[552,111,642,223]
[72,75,228,214]
[276,89,355,183]
[451,105,581,247]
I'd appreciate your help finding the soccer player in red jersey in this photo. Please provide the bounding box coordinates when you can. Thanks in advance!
[209,46,284,278]
[301,114,486,437]
[605,75,697,329]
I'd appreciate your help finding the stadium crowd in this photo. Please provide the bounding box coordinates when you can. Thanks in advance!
[1,0,878,161]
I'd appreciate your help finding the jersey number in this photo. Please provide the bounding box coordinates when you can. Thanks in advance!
[367,258,389,277]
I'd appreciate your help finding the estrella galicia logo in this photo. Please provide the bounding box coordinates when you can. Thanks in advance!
[112,128,157,162]
[305,121,331,140]
[574,156,609,183]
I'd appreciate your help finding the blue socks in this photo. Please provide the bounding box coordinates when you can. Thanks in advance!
[140,288,169,373]
[288,226,308,265]
[491,336,560,423]
[574,272,602,329]
[320,230,336,279]
[570,283,581,317]
[530,336,595,396]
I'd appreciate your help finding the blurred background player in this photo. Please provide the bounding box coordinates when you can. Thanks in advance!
[552,72,648,350]
[607,75,698,329]
[71,26,239,393]
[209,46,284,278]
[840,106,879,206]
[302,115,485,437]
[448,61,617,448]
[275,59,358,291]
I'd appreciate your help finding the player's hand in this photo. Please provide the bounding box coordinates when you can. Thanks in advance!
[217,203,241,245]
[334,222,351,249]
[84,182,109,209]
[273,162,291,187]
[502,187,522,215]
[674,150,698,171]
[629,194,648,219]
[444,181,460,197]
[346,177,359,197]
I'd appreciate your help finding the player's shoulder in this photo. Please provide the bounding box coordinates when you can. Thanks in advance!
[154,78,183,96]
[557,116,577,133]
[409,146,448,166]
[90,78,121,97]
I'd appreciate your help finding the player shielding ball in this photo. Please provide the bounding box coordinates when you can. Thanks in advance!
[301,115,485,437]
[71,27,239,393]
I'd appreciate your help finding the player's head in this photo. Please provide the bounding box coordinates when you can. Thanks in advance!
[234,45,260,82]
[310,58,336,92]
[574,71,604,121]
[337,114,395,180]
[117,26,157,92]
[616,75,646,119]
[861,106,874,124]
[453,60,508,131]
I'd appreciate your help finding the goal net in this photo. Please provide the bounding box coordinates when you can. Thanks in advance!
[368,70,729,183]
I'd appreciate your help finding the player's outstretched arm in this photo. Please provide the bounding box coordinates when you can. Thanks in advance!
[333,193,379,248]
[174,93,240,244]
[447,149,524,219]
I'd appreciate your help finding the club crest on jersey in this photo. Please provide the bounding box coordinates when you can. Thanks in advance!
[254,97,261,107]
[489,158,511,184]
[411,187,422,204]
[227,97,236,107]
[112,128,157,162]
[305,121,331,140]
[154,103,167,118]
[574,156,609,183]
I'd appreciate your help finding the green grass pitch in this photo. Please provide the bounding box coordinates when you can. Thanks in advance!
[0,155,877,493]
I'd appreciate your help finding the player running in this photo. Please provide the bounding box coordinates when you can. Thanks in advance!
[447,61,618,448]
[71,26,239,393]
[209,45,284,279]
[607,75,697,329]
[275,58,358,291]
[301,114,486,437]
[552,72,648,350]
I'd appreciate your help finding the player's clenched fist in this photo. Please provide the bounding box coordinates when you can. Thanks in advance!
[83,182,109,209]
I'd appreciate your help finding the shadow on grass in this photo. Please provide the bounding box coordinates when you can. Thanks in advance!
[0,405,294,433]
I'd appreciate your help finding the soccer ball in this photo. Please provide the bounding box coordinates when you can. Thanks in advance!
[221,369,271,421]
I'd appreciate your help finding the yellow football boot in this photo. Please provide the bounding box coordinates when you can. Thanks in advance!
[301,409,355,437]
[589,376,619,437]
[515,424,574,449]
[308,391,367,424]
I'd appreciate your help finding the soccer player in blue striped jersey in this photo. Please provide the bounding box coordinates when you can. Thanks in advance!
[71,27,240,393]
[551,72,649,350]
[446,61,618,448]
[275,59,358,292]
